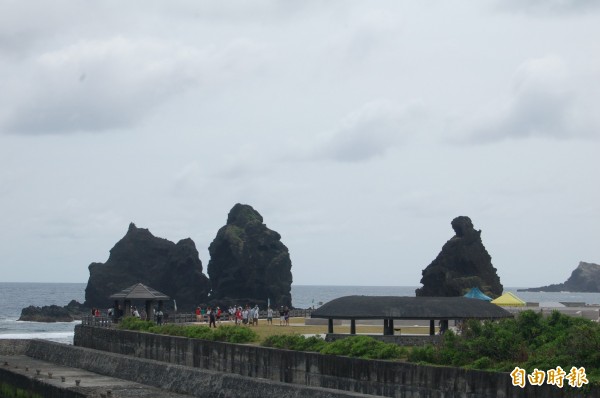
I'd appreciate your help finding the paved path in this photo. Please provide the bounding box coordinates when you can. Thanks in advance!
[0,355,194,397]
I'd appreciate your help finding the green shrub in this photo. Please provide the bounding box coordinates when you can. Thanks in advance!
[119,320,256,344]
[262,334,326,352]
[320,336,405,360]
[118,317,153,331]
[470,356,493,370]
[211,325,258,343]
[407,310,600,384]
[183,325,214,340]
[408,344,437,363]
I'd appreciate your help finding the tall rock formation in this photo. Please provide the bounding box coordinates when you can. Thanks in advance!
[84,223,210,310]
[416,216,503,298]
[207,203,293,308]
[519,262,600,292]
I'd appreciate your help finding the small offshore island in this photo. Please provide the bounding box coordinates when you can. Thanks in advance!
[518,261,600,292]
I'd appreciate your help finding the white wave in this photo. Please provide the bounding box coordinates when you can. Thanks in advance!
[0,332,74,340]
[14,320,81,325]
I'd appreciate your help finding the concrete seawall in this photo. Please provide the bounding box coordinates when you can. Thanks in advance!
[74,325,589,397]
[0,339,375,397]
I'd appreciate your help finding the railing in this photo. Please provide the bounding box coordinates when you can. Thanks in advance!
[82,308,314,328]
[81,315,113,328]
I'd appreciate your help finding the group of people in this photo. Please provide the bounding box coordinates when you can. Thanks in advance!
[195,306,222,327]
[192,305,291,327]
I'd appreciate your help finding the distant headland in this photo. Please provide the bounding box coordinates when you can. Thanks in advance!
[518,261,600,292]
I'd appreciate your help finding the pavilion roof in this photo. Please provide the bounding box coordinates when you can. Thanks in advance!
[109,283,170,301]
[310,295,513,320]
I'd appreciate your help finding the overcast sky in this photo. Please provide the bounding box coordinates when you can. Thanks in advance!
[1,1,598,288]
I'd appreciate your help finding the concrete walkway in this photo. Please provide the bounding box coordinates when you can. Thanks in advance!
[0,355,193,397]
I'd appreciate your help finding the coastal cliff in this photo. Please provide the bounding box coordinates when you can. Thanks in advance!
[519,261,600,292]
[416,216,503,298]
[207,203,293,308]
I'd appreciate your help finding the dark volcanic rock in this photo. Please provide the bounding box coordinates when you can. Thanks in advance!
[416,216,503,298]
[18,300,85,323]
[207,204,293,308]
[84,223,210,311]
[19,304,76,322]
[519,262,600,292]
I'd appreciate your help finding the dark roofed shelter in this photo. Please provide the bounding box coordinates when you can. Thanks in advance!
[310,296,513,336]
[109,283,170,321]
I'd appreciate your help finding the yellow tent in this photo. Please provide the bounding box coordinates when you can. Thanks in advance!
[491,292,526,307]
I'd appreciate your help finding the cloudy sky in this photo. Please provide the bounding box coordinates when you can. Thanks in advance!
[1,1,598,288]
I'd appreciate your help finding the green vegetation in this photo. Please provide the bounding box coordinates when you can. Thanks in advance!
[118,317,258,343]
[262,334,408,360]
[0,382,43,398]
[118,311,600,384]
[262,334,327,352]
[409,310,600,383]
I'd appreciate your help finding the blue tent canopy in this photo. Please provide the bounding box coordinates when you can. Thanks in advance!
[464,287,492,301]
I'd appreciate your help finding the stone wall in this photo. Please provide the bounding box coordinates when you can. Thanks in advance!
[1,340,374,398]
[74,325,588,397]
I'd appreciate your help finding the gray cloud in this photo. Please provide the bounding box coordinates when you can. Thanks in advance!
[496,0,600,15]
[461,56,599,143]
[0,36,265,135]
[0,2,598,286]
[315,100,424,162]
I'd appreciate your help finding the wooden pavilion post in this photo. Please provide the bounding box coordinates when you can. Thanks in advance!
[350,319,356,335]
[328,319,334,333]
[429,319,435,336]
[145,300,153,321]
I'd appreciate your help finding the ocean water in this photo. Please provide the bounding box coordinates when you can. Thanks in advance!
[0,283,86,344]
[2,283,600,344]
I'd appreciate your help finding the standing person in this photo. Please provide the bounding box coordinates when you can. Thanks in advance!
[216,307,222,325]
[208,307,216,328]
[242,306,249,325]
[284,306,289,326]
[267,306,273,325]
[279,306,285,326]
[195,307,201,322]
[132,306,140,318]
[252,305,259,326]
[156,308,163,325]
[236,307,242,325]
[201,307,206,323]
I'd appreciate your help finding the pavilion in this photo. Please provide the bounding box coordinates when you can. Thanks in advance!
[109,283,170,320]
[310,295,513,336]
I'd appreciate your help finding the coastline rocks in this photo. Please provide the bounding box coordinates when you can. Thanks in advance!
[519,261,600,292]
[416,216,503,298]
[207,203,293,308]
[84,223,210,311]
[18,300,83,322]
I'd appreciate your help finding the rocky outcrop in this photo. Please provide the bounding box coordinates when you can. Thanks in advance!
[416,216,503,298]
[519,262,600,292]
[207,204,293,308]
[18,300,83,322]
[84,223,210,311]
